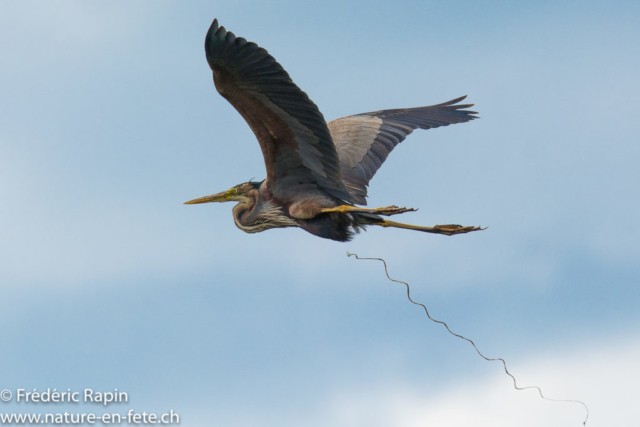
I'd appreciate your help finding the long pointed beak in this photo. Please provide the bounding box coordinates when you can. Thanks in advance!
[184,190,230,205]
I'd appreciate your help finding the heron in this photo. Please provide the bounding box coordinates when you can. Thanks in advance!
[185,19,483,242]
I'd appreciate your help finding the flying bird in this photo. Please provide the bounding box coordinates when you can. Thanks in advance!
[185,19,482,242]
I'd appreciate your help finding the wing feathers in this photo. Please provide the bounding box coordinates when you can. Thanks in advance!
[205,19,352,202]
[329,97,478,204]
[205,20,478,207]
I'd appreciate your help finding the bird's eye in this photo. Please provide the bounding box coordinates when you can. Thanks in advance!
[232,188,238,193]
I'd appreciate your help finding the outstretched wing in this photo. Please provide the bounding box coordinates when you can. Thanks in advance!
[328,96,478,205]
[204,19,352,202]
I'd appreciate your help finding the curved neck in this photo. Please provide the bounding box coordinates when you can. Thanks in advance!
[231,193,258,227]
[231,193,298,234]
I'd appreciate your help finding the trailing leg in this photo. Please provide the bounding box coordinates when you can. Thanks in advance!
[378,219,484,236]
[320,205,416,216]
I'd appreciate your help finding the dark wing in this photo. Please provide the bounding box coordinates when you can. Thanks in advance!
[204,19,352,202]
[328,96,478,205]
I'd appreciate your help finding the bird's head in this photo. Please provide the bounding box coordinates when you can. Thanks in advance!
[184,181,261,205]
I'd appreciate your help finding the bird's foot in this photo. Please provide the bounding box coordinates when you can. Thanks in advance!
[321,205,416,216]
[430,224,485,236]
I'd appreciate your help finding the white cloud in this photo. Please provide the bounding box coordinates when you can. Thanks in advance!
[319,337,638,427]
[178,335,639,427]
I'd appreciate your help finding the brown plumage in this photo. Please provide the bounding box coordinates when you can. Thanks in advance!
[185,19,483,242]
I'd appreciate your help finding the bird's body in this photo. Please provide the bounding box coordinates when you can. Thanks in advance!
[185,19,483,242]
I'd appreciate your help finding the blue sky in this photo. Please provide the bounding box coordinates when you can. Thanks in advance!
[1,1,638,425]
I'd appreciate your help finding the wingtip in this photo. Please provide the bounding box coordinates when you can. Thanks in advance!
[205,18,226,53]
[435,95,470,107]
[205,19,218,44]
[449,95,480,119]
[452,95,468,104]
